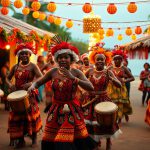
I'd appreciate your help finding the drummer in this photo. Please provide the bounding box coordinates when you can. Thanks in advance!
[82,43,122,150]
[5,43,42,148]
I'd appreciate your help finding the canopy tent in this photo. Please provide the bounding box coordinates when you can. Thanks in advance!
[122,35,150,59]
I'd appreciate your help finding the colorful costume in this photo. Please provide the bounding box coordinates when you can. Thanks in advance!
[145,99,150,126]
[83,69,120,141]
[8,69,42,140]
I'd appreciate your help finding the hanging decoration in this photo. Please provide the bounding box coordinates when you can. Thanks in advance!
[83,12,101,33]
[135,26,142,34]
[14,0,23,9]
[117,34,123,40]
[31,1,41,11]
[39,13,46,21]
[106,28,114,36]
[82,3,92,13]
[47,15,55,23]
[54,17,62,25]
[98,27,105,35]
[127,2,137,13]
[1,7,9,15]
[125,27,132,36]
[22,7,30,15]
[131,34,136,40]
[66,19,73,28]
[47,2,57,12]
[107,3,117,14]
[32,11,40,19]
[1,0,10,7]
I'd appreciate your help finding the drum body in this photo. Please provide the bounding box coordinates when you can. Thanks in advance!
[7,90,30,112]
[94,102,118,126]
[0,89,4,97]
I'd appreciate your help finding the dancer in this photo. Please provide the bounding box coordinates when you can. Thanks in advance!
[6,43,42,148]
[28,39,97,150]
[82,43,122,150]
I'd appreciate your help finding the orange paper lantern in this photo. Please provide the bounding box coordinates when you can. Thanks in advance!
[135,26,142,35]
[125,27,132,36]
[1,7,9,15]
[98,27,105,35]
[54,17,62,25]
[22,7,30,15]
[39,13,46,21]
[107,3,117,14]
[32,11,39,19]
[47,15,55,23]
[99,35,104,40]
[82,3,92,13]
[1,0,10,7]
[106,28,114,36]
[131,34,136,40]
[117,34,123,40]
[47,2,56,12]
[127,2,137,13]
[31,1,41,11]
[14,0,23,9]
[66,19,73,28]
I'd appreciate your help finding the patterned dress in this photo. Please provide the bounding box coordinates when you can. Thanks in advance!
[42,78,97,150]
[107,67,132,120]
[8,69,42,140]
[83,69,120,141]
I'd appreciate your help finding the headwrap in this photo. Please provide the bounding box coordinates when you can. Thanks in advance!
[81,53,89,61]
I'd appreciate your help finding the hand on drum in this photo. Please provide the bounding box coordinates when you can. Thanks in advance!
[21,82,32,90]
[28,82,36,93]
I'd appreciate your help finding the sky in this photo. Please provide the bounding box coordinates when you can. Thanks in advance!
[11,0,150,75]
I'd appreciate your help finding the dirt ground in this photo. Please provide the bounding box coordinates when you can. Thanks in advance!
[0,77,150,150]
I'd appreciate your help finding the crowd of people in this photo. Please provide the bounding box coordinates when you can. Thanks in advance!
[0,39,149,150]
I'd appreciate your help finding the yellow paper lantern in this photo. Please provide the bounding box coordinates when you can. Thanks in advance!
[39,13,46,21]
[22,7,30,15]
[98,27,104,35]
[106,28,114,36]
[125,27,132,36]
[66,19,73,28]
[1,0,10,7]
[14,0,23,9]
[31,1,41,11]
[147,26,150,35]
[47,15,55,23]
[117,34,123,40]
[32,11,39,19]
[54,17,62,25]
[99,35,104,40]
[1,7,9,15]
[83,13,101,33]
[131,34,136,40]
[47,2,57,12]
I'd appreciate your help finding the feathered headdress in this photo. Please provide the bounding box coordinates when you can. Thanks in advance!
[14,43,36,56]
[81,53,89,61]
[50,35,79,62]
[112,49,128,60]
[89,42,112,65]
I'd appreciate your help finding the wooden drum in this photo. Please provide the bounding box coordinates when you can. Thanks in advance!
[0,89,4,97]
[7,90,30,112]
[94,102,118,126]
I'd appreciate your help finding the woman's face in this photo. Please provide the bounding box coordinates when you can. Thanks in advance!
[19,51,31,64]
[57,53,72,69]
[95,54,105,70]
[113,56,123,67]
[83,57,89,66]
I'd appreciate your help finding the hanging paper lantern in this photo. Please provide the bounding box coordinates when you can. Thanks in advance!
[66,19,73,28]
[127,2,137,13]
[135,26,142,35]
[1,7,9,15]
[107,3,117,14]
[82,3,92,13]
[54,17,62,25]
[83,13,101,33]
[39,13,46,21]
[106,28,114,36]
[99,35,104,40]
[14,0,23,9]
[98,27,105,35]
[1,0,10,7]
[47,2,57,12]
[125,27,132,36]
[147,26,150,35]
[22,7,30,15]
[32,11,40,19]
[31,1,41,11]
[118,34,123,41]
[131,34,136,40]
[47,15,55,23]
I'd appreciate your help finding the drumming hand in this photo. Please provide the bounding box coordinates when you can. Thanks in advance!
[59,67,75,80]
[28,82,36,93]
[22,82,32,90]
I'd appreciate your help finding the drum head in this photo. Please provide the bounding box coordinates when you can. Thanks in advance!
[94,101,118,114]
[0,89,4,97]
[7,90,27,101]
